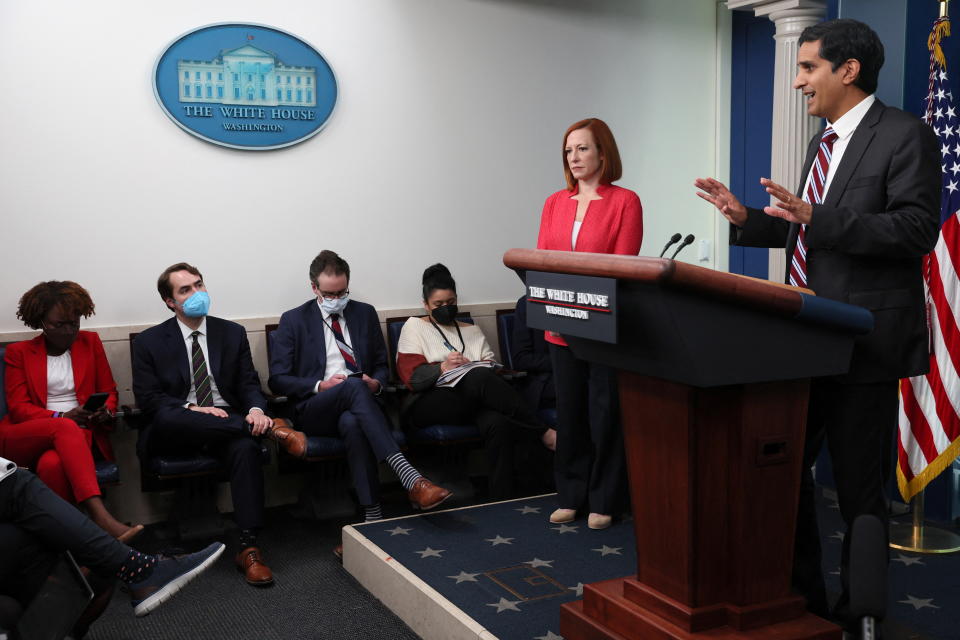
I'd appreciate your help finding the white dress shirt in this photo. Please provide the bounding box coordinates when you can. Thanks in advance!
[177,317,228,408]
[313,301,355,392]
[46,352,79,412]
[802,94,876,201]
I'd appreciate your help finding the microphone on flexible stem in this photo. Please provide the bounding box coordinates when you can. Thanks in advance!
[849,514,887,640]
[658,233,682,258]
[669,234,696,260]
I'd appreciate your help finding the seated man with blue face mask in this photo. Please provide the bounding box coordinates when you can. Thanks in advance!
[269,250,451,558]
[132,262,307,587]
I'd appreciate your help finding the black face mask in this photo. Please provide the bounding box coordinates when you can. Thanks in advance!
[431,304,458,325]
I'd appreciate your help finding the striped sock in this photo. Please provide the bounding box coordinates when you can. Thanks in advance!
[116,550,157,584]
[385,452,422,491]
[364,504,383,522]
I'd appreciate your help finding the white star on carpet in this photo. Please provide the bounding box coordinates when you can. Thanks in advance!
[486,597,521,613]
[485,534,514,546]
[569,582,584,597]
[386,526,412,536]
[552,524,578,534]
[892,554,925,567]
[525,558,554,568]
[592,545,622,556]
[447,571,481,583]
[416,547,445,558]
[829,530,844,542]
[534,631,564,640]
[898,595,939,610]
[515,505,540,514]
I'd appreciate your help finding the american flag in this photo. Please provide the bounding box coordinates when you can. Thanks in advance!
[897,16,960,502]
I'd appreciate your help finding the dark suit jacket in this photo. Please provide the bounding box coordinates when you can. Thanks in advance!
[510,296,555,410]
[1,332,118,461]
[735,100,940,383]
[267,299,389,410]
[132,316,267,453]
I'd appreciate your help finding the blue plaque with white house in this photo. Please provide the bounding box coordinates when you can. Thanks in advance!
[153,23,337,150]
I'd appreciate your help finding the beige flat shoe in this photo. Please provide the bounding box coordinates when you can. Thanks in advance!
[587,513,612,530]
[549,508,576,524]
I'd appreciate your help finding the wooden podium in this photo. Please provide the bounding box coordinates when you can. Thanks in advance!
[503,249,875,640]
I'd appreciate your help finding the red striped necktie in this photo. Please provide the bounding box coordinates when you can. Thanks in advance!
[329,314,359,373]
[789,127,839,288]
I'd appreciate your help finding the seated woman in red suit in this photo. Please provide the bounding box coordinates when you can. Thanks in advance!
[1,281,140,540]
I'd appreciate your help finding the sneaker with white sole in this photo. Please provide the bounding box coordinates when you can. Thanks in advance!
[129,542,225,617]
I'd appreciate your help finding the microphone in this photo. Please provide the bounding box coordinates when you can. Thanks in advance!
[669,234,695,260]
[659,233,682,258]
[849,514,887,640]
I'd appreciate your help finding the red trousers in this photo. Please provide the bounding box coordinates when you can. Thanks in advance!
[0,418,100,503]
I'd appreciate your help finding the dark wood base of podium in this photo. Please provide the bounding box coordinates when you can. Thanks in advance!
[560,577,841,640]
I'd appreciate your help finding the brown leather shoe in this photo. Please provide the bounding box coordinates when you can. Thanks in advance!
[267,419,308,459]
[333,544,343,561]
[235,547,274,586]
[408,478,452,511]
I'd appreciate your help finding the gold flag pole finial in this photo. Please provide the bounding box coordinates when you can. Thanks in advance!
[930,3,951,69]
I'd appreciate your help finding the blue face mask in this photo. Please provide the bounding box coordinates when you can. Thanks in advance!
[181,291,210,318]
[320,294,349,316]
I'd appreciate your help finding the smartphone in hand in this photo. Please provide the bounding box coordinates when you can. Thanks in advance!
[82,392,109,412]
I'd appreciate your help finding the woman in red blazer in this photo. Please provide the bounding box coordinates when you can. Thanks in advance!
[536,118,643,530]
[1,281,139,540]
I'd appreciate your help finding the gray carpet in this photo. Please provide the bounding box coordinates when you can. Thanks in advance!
[85,508,420,640]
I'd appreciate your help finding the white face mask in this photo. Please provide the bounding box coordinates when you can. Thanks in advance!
[320,294,349,315]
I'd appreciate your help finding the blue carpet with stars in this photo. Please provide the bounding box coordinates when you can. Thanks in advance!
[355,493,634,640]
[816,487,960,640]
[356,490,959,640]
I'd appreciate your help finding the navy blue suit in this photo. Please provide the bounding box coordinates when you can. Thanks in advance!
[268,299,398,506]
[132,316,267,530]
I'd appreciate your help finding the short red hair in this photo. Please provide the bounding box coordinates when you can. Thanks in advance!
[562,118,622,191]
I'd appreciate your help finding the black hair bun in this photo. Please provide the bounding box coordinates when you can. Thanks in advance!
[422,263,451,284]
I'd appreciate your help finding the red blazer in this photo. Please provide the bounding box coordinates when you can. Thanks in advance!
[536,182,643,345]
[1,331,118,461]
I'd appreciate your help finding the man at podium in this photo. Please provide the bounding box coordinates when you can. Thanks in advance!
[695,18,940,631]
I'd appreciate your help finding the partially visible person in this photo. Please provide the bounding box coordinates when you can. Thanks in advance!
[510,295,557,451]
[536,118,643,529]
[0,281,139,541]
[397,264,549,500]
[133,262,306,587]
[0,456,225,627]
[269,250,451,557]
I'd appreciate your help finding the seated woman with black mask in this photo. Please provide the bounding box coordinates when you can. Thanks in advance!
[397,264,551,500]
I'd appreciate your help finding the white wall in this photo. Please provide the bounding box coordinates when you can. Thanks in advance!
[0,0,724,334]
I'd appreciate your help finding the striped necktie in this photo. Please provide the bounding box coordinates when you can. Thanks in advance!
[789,127,839,288]
[190,330,214,407]
[329,314,359,373]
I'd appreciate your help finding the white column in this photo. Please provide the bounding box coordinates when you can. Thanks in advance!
[726,1,826,281]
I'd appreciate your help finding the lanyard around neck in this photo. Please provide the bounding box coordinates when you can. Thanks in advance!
[429,318,465,353]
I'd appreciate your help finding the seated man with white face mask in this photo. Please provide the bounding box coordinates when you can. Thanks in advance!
[268,250,451,557]
[132,262,307,587]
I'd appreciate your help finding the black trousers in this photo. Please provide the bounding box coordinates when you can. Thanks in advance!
[409,367,543,500]
[297,377,402,506]
[792,378,898,624]
[549,344,625,515]
[0,469,128,606]
[149,406,265,530]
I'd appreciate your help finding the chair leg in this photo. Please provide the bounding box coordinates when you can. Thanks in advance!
[170,476,229,542]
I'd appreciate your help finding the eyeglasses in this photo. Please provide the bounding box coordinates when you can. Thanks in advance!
[43,320,80,332]
[317,288,349,300]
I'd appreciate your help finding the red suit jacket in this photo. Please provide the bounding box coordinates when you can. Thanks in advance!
[1,332,118,461]
[536,182,644,345]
